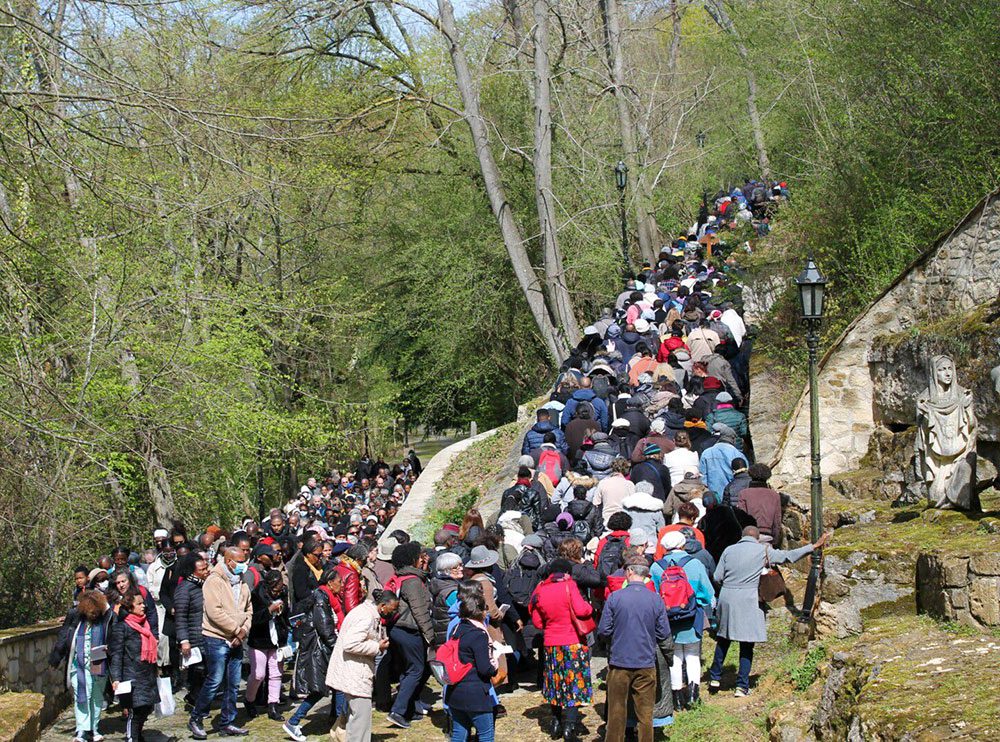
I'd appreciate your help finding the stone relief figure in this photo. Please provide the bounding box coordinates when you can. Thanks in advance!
[915,355,979,511]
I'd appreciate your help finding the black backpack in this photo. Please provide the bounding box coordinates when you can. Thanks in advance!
[591,375,611,401]
[572,518,592,543]
[503,562,540,607]
[597,534,628,578]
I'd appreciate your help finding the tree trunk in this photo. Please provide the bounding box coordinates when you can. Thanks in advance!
[120,348,178,526]
[704,0,771,179]
[437,0,569,363]
[532,0,579,347]
[601,0,660,266]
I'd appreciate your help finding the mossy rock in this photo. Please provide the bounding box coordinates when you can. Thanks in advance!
[0,692,44,742]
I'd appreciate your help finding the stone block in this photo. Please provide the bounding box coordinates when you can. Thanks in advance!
[969,577,1000,626]
[969,553,1000,576]
[947,588,969,612]
[940,556,970,587]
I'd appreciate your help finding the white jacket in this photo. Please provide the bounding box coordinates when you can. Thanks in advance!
[325,600,385,698]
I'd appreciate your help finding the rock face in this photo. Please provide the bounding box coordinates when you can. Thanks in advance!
[771,189,1000,485]
[917,551,1000,628]
[814,552,915,639]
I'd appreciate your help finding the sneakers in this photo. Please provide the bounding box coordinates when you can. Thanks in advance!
[386,712,411,729]
[188,719,208,740]
[93,735,105,742]
[734,687,750,698]
[283,721,307,741]
[708,679,721,693]
[414,700,433,716]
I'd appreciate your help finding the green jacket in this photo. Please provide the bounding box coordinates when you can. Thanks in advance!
[706,406,748,450]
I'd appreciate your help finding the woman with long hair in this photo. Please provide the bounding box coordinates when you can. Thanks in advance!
[64,590,114,742]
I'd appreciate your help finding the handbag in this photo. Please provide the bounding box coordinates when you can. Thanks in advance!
[758,548,786,603]
[565,581,595,647]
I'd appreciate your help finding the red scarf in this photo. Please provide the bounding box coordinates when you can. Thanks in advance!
[319,585,339,612]
[125,613,158,664]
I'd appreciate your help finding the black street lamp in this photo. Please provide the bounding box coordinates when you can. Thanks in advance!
[614,160,631,277]
[795,257,828,632]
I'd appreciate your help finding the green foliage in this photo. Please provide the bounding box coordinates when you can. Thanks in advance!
[790,645,827,691]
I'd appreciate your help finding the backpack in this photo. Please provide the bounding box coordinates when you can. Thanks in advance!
[574,398,597,423]
[657,556,698,622]
[591,375,611,401]
[432,637,474,685]
[537,449,563,485]
[596,535,628,578]
[503,564,539,607]
[571,518,592,543]
[247,565,262,589]
[384,573,417,596]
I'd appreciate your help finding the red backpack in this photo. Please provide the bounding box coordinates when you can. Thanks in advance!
[432,637,474,685]
[657,556,698,622]
[537,448,563,484]
[384,573,417,595]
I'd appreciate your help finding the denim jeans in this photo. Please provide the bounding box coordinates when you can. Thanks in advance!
[289,691,327,726]
[709,638,754,691]
[389,626,429,719]
[191,636,244,725]
[450,709,495,742]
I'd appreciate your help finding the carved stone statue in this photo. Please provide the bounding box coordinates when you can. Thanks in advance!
[915,355,979,511]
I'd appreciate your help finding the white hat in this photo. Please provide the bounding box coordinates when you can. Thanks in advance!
[650,418,666,433]
[660,531,687,551]
[634,318,650,334]
[153,528,168,539]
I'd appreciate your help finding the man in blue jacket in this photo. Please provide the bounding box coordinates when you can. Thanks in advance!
[598,562,673,742]
[521,408,568,455]
[560,378,609,432]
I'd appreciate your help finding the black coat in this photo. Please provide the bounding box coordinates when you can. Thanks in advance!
[109,620,159,708]
[249,581,290,650]
[631,460,672,500]
[293,588,337,695]
[173,578,204,648]
[291,557,320,616]
[428,576,460,648]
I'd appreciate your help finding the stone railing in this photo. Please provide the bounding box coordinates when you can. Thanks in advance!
[0,620,68,728]
[917,552,1000,628]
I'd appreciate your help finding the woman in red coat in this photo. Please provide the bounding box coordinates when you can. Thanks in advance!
[529,559,595,742]
[334,542,368,620]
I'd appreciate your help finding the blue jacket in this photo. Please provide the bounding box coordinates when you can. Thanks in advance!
[522,421,568,455]
[699,441,743,496]
[598,582,671,669]
[561,389,609,432]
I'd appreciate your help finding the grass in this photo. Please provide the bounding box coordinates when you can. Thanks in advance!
[790,645,827,691]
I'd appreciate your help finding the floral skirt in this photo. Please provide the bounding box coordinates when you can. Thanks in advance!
[542,644,592,707]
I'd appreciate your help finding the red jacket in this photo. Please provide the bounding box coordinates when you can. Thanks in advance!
[593,531,631,567]
[657,336,688,363]
[529,574,596,646]
[335,559,364,619]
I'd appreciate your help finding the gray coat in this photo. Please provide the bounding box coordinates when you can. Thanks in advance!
[713,537,814,643]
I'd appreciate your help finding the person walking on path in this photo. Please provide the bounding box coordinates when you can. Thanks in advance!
[530,559,596,742]
[110,591,159,742]
[444,591,501,742]
[188,546,252,740]
[710,527,829,697]
[327,590,398,742]
[598,562,673,742]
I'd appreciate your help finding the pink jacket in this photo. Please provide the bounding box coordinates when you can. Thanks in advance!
[529,574,595,647]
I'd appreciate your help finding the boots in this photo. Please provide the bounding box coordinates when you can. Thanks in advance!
[244,700,259,719]
[689,682,701,706]
[562,722,580,742]
[672,689,686,712]
[547,714,563,739]
[267,703,284,721]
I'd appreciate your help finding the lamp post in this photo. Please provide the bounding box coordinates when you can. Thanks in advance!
[795,257,828,633]
[614,160,631,278]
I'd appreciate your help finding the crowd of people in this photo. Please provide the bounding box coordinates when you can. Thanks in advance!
[48,183,832,742]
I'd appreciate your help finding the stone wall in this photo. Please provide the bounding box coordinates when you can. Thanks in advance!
[0,622,68,728]
[772,189,1000,485]
[917,552,1000,628]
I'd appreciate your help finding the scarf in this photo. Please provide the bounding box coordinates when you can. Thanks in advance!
[74,618,107,704]
[684,420,708,430]
[185,574,204,586]
[125,613,158,664]
[306,556,323,582]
